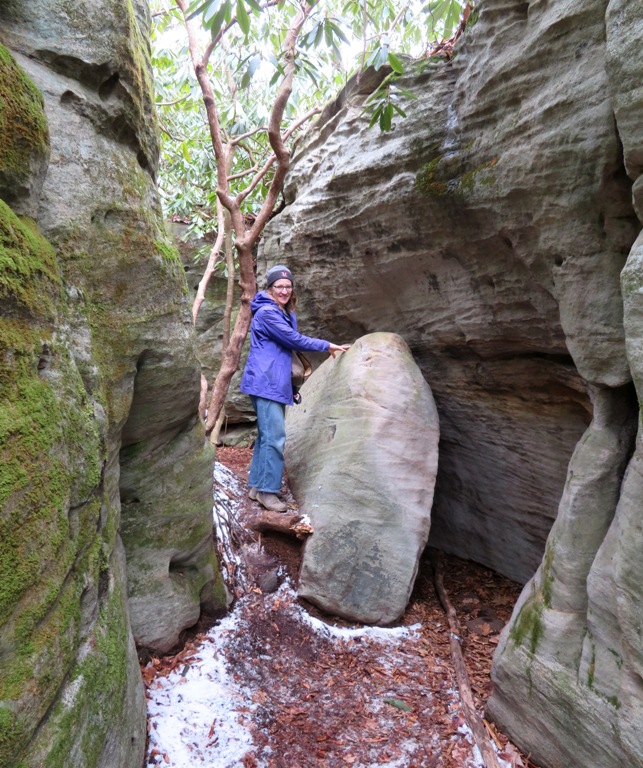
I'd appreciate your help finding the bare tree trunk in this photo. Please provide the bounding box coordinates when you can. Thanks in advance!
[209,211,236,446]
[203,3,312,435]
[222,211,235,351]
[192,200,226,325]
[175,0,312,435]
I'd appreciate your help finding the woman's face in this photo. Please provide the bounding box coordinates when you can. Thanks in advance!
[268,280,293,309]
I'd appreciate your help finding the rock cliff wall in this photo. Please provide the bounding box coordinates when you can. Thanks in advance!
[0,2,226,766]
[259,0,643,764]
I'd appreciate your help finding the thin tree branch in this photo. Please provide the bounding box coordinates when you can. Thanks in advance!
[389,1,410,36]
[230,126,268,145]
[227,165,260,182]
[238,102,319,212]
[243,10,312,235]
[236,155,275,205]
[202,0,281,66]
[359,0,368,81]
[282,105,322,141]
[175,0,229,199]
[192,200,226,325]
[159,120,187,142]
[157,94,190,106]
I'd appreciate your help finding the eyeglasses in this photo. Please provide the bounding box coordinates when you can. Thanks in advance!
[272,284,293,293]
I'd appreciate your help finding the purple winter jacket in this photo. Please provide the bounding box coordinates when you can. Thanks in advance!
[240,291,330,406]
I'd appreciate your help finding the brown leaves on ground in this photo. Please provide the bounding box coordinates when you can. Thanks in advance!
[143,446,540,768]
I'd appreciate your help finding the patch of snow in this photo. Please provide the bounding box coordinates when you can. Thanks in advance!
[299,612,423,641]
[146,611,256,767]
[213,463,243,498]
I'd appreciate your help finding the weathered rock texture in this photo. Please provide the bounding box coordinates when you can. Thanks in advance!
[286,333,439,624]
[259,0,643,765]
[0,3,225,767]
[487,3,643,767]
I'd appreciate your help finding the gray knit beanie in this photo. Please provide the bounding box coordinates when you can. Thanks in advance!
[266,264,293,287]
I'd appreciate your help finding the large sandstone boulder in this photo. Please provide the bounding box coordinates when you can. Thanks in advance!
[0,3,226,766]
[285,333,439,624]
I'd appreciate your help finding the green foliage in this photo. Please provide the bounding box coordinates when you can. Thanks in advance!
[423,0,463,39]
[150,0,473,235]
[363,71,416,131]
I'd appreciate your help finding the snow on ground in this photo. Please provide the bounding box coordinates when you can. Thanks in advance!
[146,611,255,767]
[145,464,512,767]
[145,587,444,767]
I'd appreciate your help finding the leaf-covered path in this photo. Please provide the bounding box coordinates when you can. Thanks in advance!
[143,448,536,768]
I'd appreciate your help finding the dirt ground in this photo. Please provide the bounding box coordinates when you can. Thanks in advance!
[145,446,541,768]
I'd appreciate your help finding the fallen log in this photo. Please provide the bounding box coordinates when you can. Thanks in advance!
[431,550,502,768]
[247,510,313,540]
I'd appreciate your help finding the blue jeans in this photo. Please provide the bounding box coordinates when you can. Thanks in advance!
[248,396,286,493]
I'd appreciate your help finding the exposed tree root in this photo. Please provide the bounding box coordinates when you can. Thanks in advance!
[432,550,503,768]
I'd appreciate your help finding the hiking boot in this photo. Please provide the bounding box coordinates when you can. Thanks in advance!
[248,487,258,501]
[256,491,288,513]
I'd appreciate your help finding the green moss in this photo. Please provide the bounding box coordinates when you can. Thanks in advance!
[0,360,67,622]
[0,525,119,767]
[508,544,553,657]
[42,581,131,768]
[510,590,545,656]
[460,157,498,193]
[541,542,555,609]
[415,154,450,197]
[0,44,49,180]
[0,704,28,768]
[587,642,596,689]
[0,200,60,316]
[608,648,624,670]
[0,325,101,625]
[154,237,184,281]
[416,153,498,199]
[0,198,114,767]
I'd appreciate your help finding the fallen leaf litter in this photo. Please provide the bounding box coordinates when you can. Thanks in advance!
[143,446,539,768]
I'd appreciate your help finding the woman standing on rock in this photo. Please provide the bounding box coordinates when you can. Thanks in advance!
[241,265,349,512]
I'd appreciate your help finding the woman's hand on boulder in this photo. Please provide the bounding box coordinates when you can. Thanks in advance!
[328,343,351,358]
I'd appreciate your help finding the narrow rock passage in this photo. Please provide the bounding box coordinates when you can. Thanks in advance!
[143,450,531,768]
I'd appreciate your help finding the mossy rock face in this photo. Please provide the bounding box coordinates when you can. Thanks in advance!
[1,1,224,766]
[0,200,145,768]
[0,1,157,177]
[20,541,147,768]
[0,44,49,217]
